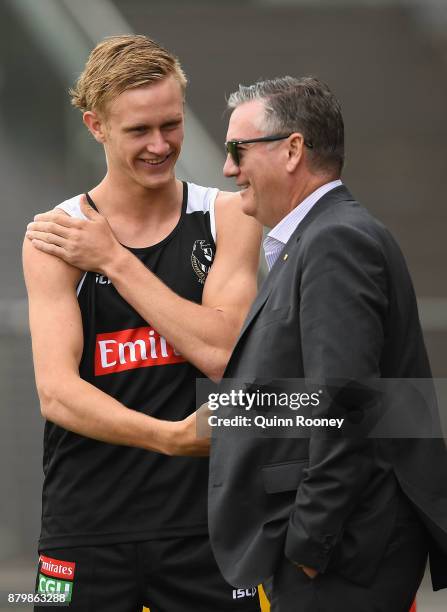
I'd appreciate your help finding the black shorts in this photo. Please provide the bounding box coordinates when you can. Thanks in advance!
[35,535,261,612]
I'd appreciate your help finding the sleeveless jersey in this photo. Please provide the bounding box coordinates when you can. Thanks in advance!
[39,182,218,549]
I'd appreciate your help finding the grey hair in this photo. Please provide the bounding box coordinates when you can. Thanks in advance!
[227,76,344,174]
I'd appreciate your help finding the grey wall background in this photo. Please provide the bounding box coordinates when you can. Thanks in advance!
[0,1,445,610]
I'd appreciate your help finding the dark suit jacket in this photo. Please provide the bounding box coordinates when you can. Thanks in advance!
[208,185,447,590]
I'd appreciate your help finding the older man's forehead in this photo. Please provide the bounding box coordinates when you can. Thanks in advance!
[226,99,266,140]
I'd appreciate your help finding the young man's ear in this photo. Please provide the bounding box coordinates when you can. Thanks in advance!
[83,111,107,144]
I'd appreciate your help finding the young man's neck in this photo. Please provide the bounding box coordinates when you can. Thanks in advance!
[89,175,183,222]
[86,175,184,249]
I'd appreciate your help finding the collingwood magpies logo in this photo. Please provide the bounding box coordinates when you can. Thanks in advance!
[191,240,214,284]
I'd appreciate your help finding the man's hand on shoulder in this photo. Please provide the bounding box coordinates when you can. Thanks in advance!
[25,188,263,382]
[26,196,124,274]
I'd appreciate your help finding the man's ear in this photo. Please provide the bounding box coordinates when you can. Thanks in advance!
[286,133,305,173]
[83,111,107,144]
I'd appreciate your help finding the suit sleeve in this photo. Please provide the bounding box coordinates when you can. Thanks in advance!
[285,222,388,572]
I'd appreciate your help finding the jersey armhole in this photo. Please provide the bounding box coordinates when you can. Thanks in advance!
[209,190,218,244]
[76,272,87,297]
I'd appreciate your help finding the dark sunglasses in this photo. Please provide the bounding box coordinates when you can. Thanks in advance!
[225,134,313,166]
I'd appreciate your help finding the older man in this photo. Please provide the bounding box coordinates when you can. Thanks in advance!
[207,76,447,611]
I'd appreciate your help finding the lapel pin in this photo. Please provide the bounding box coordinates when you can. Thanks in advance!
[283,253,288,261]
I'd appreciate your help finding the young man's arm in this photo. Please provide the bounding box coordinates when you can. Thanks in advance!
[23,239,209,456]
[26,192,262,381]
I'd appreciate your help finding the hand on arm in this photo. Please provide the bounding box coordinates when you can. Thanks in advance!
[26,192,262,380]
[26,199,122,273]
[22,239,209,456]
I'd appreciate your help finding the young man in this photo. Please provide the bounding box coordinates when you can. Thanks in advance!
[23,35,261,611]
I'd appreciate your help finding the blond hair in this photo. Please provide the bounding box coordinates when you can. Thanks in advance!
[70,34,187,115]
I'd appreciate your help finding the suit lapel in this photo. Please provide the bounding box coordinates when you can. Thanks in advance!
[289,184,355,243]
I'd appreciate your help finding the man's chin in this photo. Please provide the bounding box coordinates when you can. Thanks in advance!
[138,169,176,191]
[240,201,257,219]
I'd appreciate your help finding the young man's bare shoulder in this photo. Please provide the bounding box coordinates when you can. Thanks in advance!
[22,237,83,288]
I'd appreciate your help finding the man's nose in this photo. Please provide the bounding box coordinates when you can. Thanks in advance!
[146,131,170,156]
[223,153,239,177]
